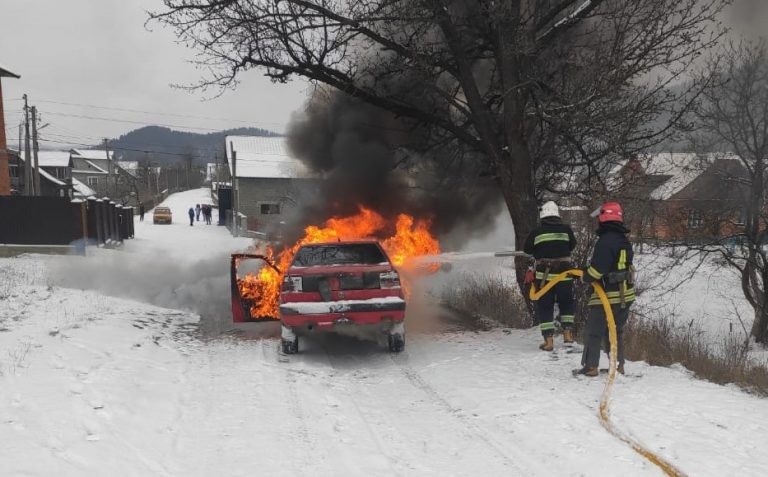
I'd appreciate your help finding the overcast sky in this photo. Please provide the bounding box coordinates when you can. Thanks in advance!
[2,1,768,152]
[0,0,309,149]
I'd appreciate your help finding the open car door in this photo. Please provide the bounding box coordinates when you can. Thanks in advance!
[231,253,281,323]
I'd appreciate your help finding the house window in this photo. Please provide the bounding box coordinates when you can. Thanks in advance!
[260,203,281,215]
[688,209,703,229]
[8,164,18,178]
[736,208,747,226]
[87,177,98,186]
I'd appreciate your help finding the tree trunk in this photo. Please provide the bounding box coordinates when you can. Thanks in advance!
[751,275,768,344]
[497,146,538,293]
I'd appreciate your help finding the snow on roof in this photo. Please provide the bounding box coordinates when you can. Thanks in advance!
[636,153,709,200]
[71,148,114,160]
[72,177,96,197]
[36,150,72,168]
[224,136,311,179]
[38,167,65,186]
[0,62,20,78]
[83,160,109,174]
[117,161,139,177]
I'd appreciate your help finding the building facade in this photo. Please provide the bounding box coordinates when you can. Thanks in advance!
[225,135,318,239]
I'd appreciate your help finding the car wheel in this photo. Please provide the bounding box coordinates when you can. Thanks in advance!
[281,337,299,354]
[387,333,405,353]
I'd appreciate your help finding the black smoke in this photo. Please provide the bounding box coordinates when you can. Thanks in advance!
[285,90,504,250]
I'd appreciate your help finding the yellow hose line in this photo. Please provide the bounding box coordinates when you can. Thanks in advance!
[530,269,686,477]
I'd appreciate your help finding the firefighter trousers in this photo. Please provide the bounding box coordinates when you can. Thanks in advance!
[535,279,575,337]
[582,303,632,369]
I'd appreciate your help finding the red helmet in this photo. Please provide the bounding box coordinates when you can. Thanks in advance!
[598,202,624,223]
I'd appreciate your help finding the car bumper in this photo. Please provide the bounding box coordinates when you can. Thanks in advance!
[281,310,405,332]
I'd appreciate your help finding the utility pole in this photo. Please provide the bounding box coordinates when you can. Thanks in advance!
[230,141,238,236]
[104,138,112,197]
[214,152,219,188]
[23,94,32,196]
[31,106,41,195]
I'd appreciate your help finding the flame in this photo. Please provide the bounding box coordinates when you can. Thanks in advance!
[237,206,440,319]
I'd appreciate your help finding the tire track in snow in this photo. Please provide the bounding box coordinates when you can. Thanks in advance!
[322,346,404,476]
[278,341,333,476]
[390,351,530,474]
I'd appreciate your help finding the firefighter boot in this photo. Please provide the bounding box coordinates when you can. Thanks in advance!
[574,367,599,377]
[563,329,574,344]
[539,336,554,351]
[617,362,625,375]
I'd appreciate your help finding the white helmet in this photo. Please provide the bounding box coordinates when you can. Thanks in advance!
[539,201,560,219]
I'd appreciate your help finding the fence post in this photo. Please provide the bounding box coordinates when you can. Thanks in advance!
[127,206,134,238]
[103,197,113,245]
[87,197,101,245]
[98,198,108,246]
[79,200,87,254]
[109,200,118,243]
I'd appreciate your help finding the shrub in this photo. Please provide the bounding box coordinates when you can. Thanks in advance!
[624,315,768,396]
[439,273,531,330]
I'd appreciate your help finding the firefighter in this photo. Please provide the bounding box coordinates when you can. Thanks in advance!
[575,201,635,377]
[523,201,577,351]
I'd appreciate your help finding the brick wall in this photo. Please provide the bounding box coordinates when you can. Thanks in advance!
[0,79,10,195]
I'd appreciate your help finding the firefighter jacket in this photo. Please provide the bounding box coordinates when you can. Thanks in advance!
[583,221,635,307]
[523,217,577,281]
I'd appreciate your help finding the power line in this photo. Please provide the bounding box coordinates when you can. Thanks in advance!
[42,111,241,132]
[38,138,293,163]
[34,98,288,128]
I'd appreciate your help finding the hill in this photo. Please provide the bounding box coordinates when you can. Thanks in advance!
[110,126,279,165]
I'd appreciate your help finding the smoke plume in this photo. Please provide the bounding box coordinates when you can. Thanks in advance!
[286,90,504,250]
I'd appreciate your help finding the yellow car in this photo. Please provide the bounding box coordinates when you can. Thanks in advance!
[153,206,172,224]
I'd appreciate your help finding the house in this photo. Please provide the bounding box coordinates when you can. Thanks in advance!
[224,135,317,237]
[6,148,86,197]
[612,153,748,242]
[70,149,137,197]
[71,148,113,191]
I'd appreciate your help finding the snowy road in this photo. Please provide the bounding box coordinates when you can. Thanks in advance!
[2,189,768,476]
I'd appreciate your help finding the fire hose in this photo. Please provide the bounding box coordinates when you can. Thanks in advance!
[529,269,686,477]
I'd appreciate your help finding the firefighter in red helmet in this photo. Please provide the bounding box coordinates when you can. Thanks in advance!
[575,202,635,377]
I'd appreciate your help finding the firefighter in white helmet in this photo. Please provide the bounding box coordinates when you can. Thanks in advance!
[523,201,578,351]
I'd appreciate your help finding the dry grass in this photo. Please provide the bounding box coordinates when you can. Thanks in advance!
[440,273,531,330]
[625,316,768,396]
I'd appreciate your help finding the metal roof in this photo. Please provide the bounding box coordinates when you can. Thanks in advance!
[224,136,311,179]
[0,63,20,78]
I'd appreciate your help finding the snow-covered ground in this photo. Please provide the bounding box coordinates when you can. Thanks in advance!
[2,189,768,476]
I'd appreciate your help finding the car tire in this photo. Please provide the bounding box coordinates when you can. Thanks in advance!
[281,337,299,355]
[388,333,405,353]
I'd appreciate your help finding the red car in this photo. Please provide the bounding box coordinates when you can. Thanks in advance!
[278,240,406,354]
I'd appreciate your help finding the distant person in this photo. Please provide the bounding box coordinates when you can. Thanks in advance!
[139,203,145,222]
[523,201,577,352]
[203,204,212,225]
[195,203,202,221]
[188,207,195,226]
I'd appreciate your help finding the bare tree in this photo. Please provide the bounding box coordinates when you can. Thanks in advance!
[689,41,768,344]
[150,0,726,285]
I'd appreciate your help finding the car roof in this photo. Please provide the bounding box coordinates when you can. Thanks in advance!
[155,206,171,210]
[299,239,381,247]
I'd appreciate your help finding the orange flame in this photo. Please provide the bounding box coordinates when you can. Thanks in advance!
[237,206,440,319]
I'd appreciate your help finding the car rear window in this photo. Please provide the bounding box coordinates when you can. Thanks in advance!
[292,243,387,267]
[156,208,170,212]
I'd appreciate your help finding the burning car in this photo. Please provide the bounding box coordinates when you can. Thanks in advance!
[278,240,406,354]
[231,207,440,354]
